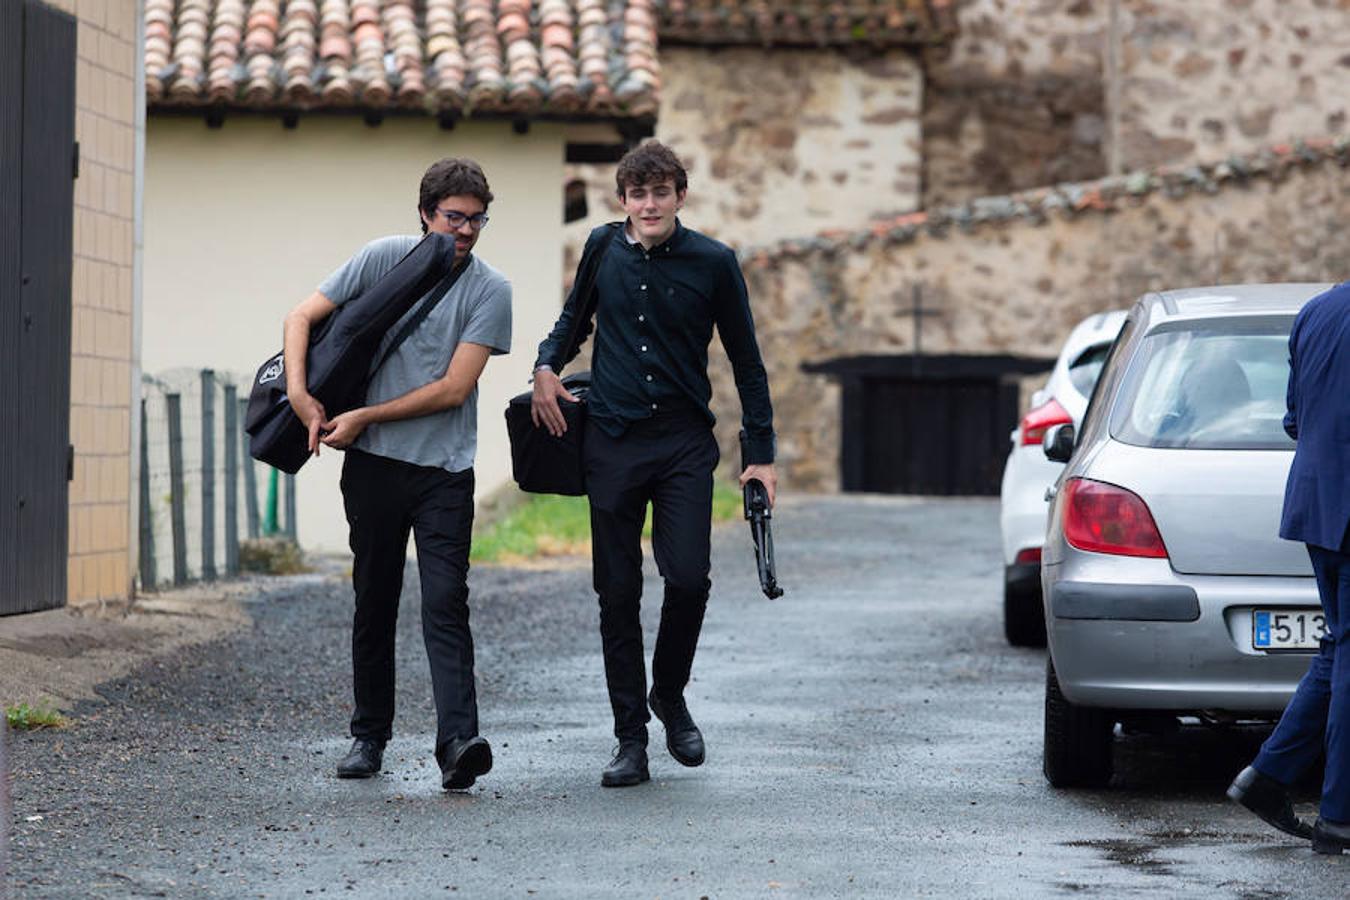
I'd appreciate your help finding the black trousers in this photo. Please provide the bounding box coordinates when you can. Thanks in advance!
[584,413,719,744]
[340,449,478,765]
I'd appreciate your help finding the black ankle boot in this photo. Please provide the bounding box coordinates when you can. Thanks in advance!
[649,688,705,767]
[336,738,385,779]
[601,741,649,787]
[440,736,493,791]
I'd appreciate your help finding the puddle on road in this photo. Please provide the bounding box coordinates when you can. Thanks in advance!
[1060,830,1313,898]
[1064,837,1175,877]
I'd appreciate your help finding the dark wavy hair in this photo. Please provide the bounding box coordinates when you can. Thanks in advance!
[419,158,493,233]
[614,141,687,198]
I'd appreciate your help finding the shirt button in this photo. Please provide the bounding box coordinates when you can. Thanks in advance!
[645,374,653,382]
[640,284,647,291]
[640,345,647,352]
[651,403,657,410]
[638,314,645,322]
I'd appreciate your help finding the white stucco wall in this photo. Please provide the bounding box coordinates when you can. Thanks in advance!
[144,116,566,553]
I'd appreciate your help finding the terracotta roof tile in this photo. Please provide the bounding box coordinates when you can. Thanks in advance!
[658,0,957,48]
[145,0,660,119]
[740,137,1350,263]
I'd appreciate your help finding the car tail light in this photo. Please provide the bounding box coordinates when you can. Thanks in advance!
[1019,398,1072,446]
[1062,477,1168,558]
[1014,548,1042,565]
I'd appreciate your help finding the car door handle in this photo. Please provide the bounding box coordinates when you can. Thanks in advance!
[1044,485,1058,501]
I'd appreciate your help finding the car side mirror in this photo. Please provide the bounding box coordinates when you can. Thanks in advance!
[1043,423,1076,463]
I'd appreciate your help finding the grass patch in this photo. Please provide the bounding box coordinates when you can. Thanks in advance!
[5,702,69,731]
[472,483,743,564]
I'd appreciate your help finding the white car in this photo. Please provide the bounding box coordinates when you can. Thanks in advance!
[999,310,1127,646]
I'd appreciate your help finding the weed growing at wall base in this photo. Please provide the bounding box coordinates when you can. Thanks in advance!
[5,703,69,731]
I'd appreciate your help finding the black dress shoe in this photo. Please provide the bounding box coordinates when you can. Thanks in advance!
[1226,766,1313,839]
[441,736,493,791]
[1313,817,1350,855]
[336,738,385,779]
[648,688,705,768]
[601,742,649,787]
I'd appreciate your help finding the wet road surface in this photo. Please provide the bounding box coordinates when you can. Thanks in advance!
[7,496,1348,897]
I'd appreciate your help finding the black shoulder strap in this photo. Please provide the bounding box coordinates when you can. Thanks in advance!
[559,223,621,366]
[372,253,471,374]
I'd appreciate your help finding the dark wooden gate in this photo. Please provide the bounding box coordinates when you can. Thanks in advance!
[0,0,77,616]
[807,355,1054,497]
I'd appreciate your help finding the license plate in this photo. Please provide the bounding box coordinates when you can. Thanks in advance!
[1253,609,1327,650]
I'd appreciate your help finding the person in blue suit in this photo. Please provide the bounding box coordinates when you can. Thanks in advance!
[1228,282,1350,854]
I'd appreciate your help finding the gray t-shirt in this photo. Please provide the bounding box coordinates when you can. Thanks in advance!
[318,235,512,473]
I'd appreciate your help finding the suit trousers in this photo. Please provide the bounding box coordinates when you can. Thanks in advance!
[340,449,478,765]
[585,412,719,744]
[1254,543,1350,823]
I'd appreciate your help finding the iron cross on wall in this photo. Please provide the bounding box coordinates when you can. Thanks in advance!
[905,285,943,376]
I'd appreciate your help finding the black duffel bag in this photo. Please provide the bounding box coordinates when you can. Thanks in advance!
[245,233,463,473]
[505,372,592,496]
[505,223,619,495]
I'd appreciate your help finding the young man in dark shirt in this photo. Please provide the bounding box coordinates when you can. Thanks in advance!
[531,141,776,786]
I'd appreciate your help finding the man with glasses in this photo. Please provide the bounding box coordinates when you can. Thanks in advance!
[531,141,776,787]
[282,158,511,791]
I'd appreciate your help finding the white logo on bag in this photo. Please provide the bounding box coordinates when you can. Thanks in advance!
[259,356,284,385]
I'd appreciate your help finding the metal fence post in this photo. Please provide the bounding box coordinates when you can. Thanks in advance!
[223,383,239,576]
[240,396,260,539]
[166,392,188,586]
[200,369,217,580]
[283,472,298,541]
[138,397,156,590]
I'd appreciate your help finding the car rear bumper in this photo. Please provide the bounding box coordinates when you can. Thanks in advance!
[1044,558,1319,714]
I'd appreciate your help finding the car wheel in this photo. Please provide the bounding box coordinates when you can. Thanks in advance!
[1043,658,1114,788]
[1003,567,1047,648]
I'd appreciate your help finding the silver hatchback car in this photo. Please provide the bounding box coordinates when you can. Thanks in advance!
[1040,284,1334,787]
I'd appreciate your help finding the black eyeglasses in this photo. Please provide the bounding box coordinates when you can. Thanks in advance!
[436,208,490,230]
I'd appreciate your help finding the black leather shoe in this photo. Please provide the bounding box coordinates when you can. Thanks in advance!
[601,742,649,787]
[336,738,385,778]
[1226,766,1313,839]
[648,688,705,767]
[440,736,493,791]
[1313,817,1350,855]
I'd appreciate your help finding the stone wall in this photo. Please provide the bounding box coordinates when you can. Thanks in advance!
[1114,0,1350,169]
[564,45,924,272]
[922,0,1110,207]
[923,0,1350,205]
[720,144,1350,491]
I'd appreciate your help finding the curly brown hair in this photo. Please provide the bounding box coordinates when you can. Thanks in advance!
[614,141,687,198]
[418,158,494,234]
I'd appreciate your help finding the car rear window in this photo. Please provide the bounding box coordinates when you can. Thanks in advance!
[1110,319,1294,450]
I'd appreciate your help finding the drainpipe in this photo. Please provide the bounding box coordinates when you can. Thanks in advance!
[128,0,147,597]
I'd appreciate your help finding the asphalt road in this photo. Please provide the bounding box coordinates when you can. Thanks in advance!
[6,496,1348,898]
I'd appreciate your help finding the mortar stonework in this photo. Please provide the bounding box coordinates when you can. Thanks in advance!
[564,45,924,266]
[924,0,1350,205]
[720,157,1350,492]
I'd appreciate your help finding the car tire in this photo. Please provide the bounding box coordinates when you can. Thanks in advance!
[1043,658,1114,788]
[1003,567,1047,648]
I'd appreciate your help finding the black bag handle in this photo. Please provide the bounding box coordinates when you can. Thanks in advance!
[371,253,472,375]
[556,223,621,371]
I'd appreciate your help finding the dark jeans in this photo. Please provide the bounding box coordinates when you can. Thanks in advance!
[585,413,719,744]
[340,449,477,765]
[1254,543,1350,823]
